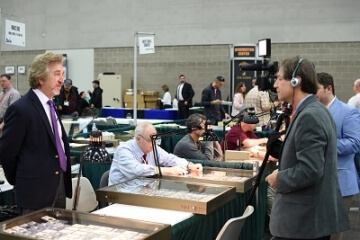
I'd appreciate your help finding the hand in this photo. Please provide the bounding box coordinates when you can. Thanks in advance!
[162,166,188,176]
[214,99,222,105]
[184,101,188,105]
[188,163,203,172]
[259,138,268,145]
[58,106,63,111]
[265,169,278,187]
[224,113,231,119]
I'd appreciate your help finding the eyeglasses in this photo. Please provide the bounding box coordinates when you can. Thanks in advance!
[138,134,152,143]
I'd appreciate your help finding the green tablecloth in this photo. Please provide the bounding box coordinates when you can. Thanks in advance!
[82,162,111,190]
[172,181,267,240]
[71,150,112,191]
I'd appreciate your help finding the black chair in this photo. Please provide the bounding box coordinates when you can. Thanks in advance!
[98,170,110,209]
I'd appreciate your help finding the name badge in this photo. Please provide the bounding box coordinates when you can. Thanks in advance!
[64,100,69,106]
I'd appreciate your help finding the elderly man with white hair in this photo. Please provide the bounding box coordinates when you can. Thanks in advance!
[348,78,360,110]
[109,122,203,185]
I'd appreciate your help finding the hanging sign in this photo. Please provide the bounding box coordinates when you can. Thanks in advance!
[138,36,155,54]
[5,19,26,47]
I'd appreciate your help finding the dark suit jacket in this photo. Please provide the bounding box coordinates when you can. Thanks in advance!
[89,87,103,108]
[0,89,72,210]
[179,82,194,107]
[269,95,350,238]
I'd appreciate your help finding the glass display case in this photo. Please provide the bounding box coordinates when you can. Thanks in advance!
[162,167,256,193]
[96,177,236,215]
[0,208,171,240]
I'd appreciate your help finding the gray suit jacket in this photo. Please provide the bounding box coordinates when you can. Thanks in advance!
[269,95,350,238]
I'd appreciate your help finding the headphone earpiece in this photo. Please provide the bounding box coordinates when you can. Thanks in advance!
[290,77,300,87]
[290,59,303,88]
[187,124,203,132]
[195,124,203,130]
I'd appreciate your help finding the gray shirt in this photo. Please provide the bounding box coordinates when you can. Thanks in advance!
[0,87,21,119]
[174,134,214,160]
[108,139,188,185]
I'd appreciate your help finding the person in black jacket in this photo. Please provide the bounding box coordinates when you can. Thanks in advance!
[55,79,80,117]
[78,91,90,116]
[176,74,194,119]
[88,80,103,117]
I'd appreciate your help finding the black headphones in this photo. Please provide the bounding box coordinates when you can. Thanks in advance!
[290,59,303,87]
[187,124,203,132]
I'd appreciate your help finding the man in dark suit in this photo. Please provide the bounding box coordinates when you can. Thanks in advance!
[176,74,194,119]
[265,56,350,239]
[0,52,72,214]
[88,80,103,117]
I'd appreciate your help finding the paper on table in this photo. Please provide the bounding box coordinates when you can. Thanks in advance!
[92,203,193,226]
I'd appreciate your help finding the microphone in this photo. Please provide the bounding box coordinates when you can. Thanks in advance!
[243,115,259,124]
[201,119,219,141]
[236,107,260,124]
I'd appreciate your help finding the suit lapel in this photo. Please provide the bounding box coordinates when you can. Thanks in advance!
[278,95,317,162]
[27,90,57,146]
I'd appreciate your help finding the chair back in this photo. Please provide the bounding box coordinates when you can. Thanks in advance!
[98,170,110,209]
[66,177,98,212]
[215,205,254,240]
[99,170,110,189]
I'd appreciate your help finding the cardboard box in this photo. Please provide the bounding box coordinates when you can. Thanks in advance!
[145,101,160,109]
[225,150,251,161]
[144,95,158,101]
[138,102,146,109]
[123,94,144,103]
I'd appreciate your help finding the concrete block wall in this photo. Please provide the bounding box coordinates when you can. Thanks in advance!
[0,50,44,95]
[271,42,360,103]
[94,45,230,105]
[94,42,360,103]
[1,42,359,104]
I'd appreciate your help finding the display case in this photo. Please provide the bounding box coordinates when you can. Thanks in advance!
[0,208,171,240]
[162,167,256,193]
[96,177,236,215]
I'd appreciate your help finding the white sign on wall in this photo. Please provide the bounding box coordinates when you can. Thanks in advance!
[138,36,155,54]
[5,19,26,47]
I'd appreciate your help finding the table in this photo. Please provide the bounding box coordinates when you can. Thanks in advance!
[92,182,267,240]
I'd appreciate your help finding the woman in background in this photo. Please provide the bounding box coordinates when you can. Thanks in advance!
[231,82,246,117]
[79,91,90,116]
[158,84,172,109]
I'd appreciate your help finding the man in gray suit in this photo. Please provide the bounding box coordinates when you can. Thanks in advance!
[265,56,350,239]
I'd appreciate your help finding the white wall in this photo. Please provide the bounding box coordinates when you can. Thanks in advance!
[46,49,94,94]
[1,0,359,51]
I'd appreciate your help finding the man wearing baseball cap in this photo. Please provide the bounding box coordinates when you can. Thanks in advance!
[55,78,80,117]
[201,76,231,125]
